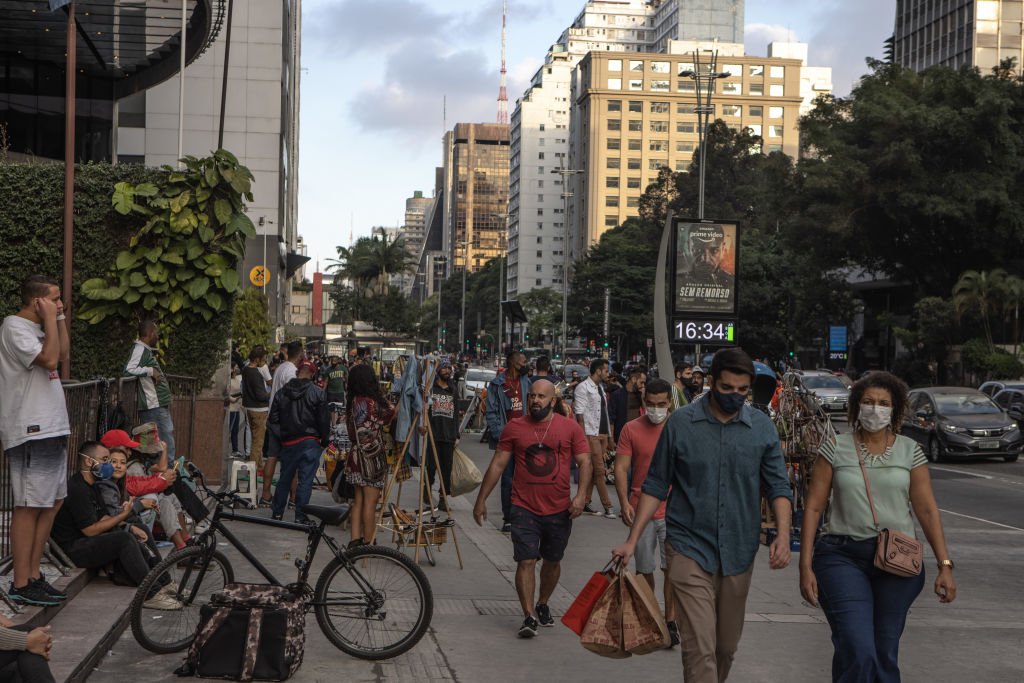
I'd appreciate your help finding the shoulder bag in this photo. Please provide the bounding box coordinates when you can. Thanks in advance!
[854,435,923,577]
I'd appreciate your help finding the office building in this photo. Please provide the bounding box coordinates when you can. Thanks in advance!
[441,123,510,274]
[568,45,821,254]
[401,191,433,295]
[893,0,1023,73]
[650,0,745,50]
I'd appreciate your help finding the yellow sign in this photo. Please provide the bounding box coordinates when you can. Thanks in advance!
[249,265,267,287]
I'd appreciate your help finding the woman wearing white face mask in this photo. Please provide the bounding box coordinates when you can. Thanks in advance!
[799,371,956,682]
[612,378,681,647]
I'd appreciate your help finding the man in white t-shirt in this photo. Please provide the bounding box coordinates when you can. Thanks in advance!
[261,340,304,505]
[0,275,72,606]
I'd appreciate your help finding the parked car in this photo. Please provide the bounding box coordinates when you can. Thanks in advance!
[993,388,1024,422]
[784,370,851,418]
[979,380,1024,397]
[903,387,1023,463]
[460,368,496,400]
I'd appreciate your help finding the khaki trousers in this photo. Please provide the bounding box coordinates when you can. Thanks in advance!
[246,409,268,468]
[666,545,753,683]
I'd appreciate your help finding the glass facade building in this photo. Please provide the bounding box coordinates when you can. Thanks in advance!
[894,0,1024,73]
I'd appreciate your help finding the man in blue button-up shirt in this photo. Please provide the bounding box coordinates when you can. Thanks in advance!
[613,347,792,683]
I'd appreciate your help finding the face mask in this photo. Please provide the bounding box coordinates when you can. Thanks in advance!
[713,389,746,414]
[859,404,892,432]
[646,407,669,424]
[84,455,114,480]
[530,404,553,421]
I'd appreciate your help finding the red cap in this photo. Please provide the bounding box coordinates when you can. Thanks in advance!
[297,360,318,376]
[101,429,141,450]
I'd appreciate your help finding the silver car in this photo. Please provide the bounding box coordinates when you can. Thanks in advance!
[460,368,497,401]
[786,371,850,418]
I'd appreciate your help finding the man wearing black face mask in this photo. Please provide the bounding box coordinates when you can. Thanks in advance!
[474,380,592,639]
[612,348,792,683]
[52,443,179,607]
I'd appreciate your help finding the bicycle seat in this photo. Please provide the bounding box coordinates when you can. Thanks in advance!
[300,504,351,525]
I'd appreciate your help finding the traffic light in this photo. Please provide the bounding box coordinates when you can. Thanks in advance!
[603,340,609,348]
[525,333,530,340]
[788,351,795,357]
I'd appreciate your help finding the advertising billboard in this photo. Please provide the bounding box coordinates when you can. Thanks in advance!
[673,220,739,315]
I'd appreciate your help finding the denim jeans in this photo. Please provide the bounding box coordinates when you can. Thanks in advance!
[812,535,925,683]
[228,411,241,453]
[139,406,175,460]
[271,439,322,523]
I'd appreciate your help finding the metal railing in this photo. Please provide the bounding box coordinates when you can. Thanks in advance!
[0,375,198,558]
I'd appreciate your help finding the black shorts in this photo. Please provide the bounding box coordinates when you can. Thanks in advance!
[510,505,572,563]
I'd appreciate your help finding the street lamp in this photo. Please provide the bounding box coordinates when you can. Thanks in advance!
[550,164,583,358]
[679,52,731,219]
[489,212,511,358]
[458,240,469,357]
[433,255,447,349]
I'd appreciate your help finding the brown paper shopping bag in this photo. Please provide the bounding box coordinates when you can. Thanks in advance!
[621,572,670,655]
[579,573,631,659]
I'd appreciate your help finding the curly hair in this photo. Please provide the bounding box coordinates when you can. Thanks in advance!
[347,363,385,405]
[847,371,909,432]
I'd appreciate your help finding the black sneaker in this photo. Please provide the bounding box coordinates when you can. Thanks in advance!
[535,603,554,627]
[32,577,67,601]
[518,615,539,638]
[501,522,512,533]
[582,503,598,515]
[8,583,60,607]
[667,621,680,648]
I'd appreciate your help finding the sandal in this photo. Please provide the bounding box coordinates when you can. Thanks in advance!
[257,498,273,508]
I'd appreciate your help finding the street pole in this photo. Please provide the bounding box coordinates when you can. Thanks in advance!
[61,0,77,380]
[550,165,583,358]
[459,241,467,356]
[177,0,187,168]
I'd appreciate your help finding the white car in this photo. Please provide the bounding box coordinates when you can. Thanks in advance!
[461,368,497,400]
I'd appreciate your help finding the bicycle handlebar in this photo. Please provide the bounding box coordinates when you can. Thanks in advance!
[187,463,251,508]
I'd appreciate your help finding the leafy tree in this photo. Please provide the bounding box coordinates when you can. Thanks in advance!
[327,234,415,297]
[518,287,562,345]
[953,269,1007,347]
[232,288,273,356]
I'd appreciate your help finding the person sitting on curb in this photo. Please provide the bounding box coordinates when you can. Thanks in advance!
[124,424,189,550]
[95,435,163,562]
[0,616,55,683]
[50,442,181,610]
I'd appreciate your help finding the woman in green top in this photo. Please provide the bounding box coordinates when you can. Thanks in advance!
[799,371,957,682]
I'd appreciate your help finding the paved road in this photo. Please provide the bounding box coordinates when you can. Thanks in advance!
[87,418,1024,682]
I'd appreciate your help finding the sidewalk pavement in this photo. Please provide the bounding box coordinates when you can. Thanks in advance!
[86,434,1023,682]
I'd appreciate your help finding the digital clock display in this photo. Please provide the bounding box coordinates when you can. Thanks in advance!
[674,319,736,344]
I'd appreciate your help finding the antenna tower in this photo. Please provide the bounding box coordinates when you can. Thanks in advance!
[497,0,508,124]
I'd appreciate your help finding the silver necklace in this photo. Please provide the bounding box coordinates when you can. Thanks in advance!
[857,433,893,464]
[532,417,554,447]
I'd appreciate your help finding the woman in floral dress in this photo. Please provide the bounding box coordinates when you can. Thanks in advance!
[345,363,396,547]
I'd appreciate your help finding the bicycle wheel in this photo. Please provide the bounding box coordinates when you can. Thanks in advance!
[129,545,234,654]
[314,544,433,660]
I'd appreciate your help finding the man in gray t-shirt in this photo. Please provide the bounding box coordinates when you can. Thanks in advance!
[0,275,71,606]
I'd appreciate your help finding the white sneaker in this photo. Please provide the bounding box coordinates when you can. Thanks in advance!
[143,588,184,611]
[603,507,617,519]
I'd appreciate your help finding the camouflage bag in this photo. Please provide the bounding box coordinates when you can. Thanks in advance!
[176,583,305,681]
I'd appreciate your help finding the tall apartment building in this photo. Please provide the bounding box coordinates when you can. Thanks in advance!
[115,0,302,328]
[650,0,745,50]
[441,123,510,274]
[401,191,433,294]
[569,44,820,254]
[893,0,1024,73]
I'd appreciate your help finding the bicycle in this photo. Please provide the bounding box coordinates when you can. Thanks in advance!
[129,464,433,661]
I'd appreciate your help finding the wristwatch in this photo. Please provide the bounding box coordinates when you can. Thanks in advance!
[937,559,955,571]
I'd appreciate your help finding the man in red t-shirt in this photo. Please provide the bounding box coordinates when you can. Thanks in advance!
[474,379,592,639]
[613,377,680,647]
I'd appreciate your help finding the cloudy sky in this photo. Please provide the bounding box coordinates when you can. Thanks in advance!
[297,0,894,268]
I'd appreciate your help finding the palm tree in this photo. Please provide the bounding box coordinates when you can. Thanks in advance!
[953,268,1007,347]
[1002,274,1024,358]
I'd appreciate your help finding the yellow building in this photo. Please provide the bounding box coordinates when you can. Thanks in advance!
[570,49,806,250]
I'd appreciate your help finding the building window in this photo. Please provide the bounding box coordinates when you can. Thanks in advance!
[721,82,741,95]
[649,140,668,152]
[677,121,695,133]
[606,196,620,207]
[627,158,641,170]
[648,159,666,170]
[607,138,621,150]
[768,125,784,137]
[676,141,694,152]
[766,143,783,153]
[770,65,785,78]
[627,177,641,189]
[650,61,670,73]
[628,139,642,151]
[721,105,741,117]
[677,62,694,75]
[627,120,642,132]
[749,105,763,117]
[746,124,762,136]
[629,60,644,72]
[651,80,670,92]
[650,121,669,133]
[628,100,642,112]
[677,81,696,93]
[536,265,543,272]
[677,103,696,114]
[536,250,543,257]
[629,79,643,90]
[605,216,618,227]
[769,84,785,97]
[608,119,621,131]
[538,152,545,159]
[609,59,622,72]
[291,305,302,314]
[769,106,784,118]
[608,78,622,90]
[538,194,544,202]
[537,208,544,215]
[607,157,621,169]
[537,179,544,187]
[608,100,622,112]
[749,64,764,77]
[627,196,640,207]
[606,176,620,188]
[749,83,764,96]
[723,64,742,77]
[536,278,543,286]
[675,159,688,171]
